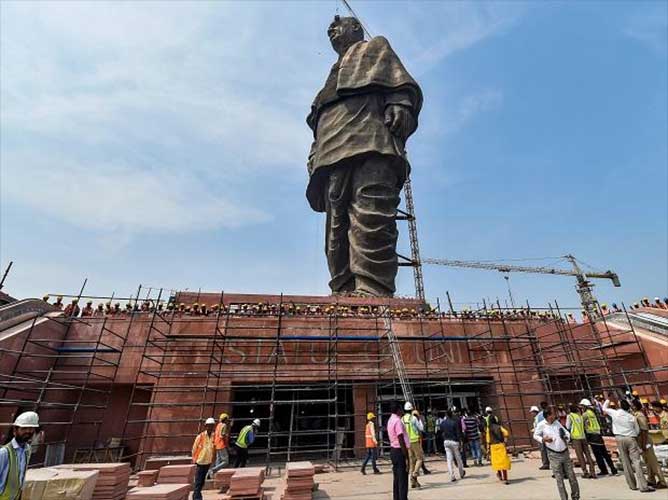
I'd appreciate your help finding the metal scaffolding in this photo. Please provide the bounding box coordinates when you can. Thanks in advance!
[0,290,664,471]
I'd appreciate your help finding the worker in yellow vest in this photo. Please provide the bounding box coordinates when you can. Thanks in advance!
[361,412,380,475]
[580,399,617,476]
[234,419,260,468]
[401,403,424,489]
[0,411,39,500]
[566,404,596,478]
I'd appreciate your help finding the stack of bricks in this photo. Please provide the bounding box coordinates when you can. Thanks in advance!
[222,467,266,500]
[280,462,314,500]
[55,463,130,500]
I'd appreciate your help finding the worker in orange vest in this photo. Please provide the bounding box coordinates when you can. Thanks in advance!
[361,412,380,475]
[210,413,231,475]
[191,418,216,500]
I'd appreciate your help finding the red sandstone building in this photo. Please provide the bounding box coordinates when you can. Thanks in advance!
[0,290,666,469]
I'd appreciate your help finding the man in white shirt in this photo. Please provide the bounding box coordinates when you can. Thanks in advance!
[602,398,654,493]
[534,406,580,500]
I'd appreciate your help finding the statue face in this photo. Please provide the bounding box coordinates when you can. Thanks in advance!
[327,15,363,55]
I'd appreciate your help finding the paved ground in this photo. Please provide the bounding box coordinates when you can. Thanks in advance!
[202,457,666,499]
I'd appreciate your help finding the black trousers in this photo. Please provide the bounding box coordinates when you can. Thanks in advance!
[391,447,408,500]
[586,433,617,474]
[193,463,210,500]
[233,444,248,468]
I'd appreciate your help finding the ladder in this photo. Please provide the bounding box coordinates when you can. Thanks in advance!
[381,306,414,404]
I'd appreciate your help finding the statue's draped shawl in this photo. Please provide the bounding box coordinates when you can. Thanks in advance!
[306,36,422,212]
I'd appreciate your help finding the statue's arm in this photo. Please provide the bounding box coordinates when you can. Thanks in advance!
[383,89,418,141]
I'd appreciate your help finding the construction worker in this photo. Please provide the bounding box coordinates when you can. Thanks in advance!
[424,409,436,455]
[361,412,380,475]
[233,419,260,468]
[580,398,617,476]
[0,411,39,500]
[191,417,216,500]
[401,402,423,488]
[210,413,231,475]
[80,301,94,317]
[42,295,49,303]
[632,400,667,489]
[660,399,668,430]
[63,299,80,317]
[566,404,596,479]
[53,296,63,310]
[94,304,104,317]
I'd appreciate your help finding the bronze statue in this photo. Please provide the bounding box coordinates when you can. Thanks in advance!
[306,16,422,296]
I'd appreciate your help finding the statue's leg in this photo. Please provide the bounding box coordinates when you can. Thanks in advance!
[325,167,355,293]
[348,154,400,296]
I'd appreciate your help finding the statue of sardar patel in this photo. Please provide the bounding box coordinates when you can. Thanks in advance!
[306,16,423,297]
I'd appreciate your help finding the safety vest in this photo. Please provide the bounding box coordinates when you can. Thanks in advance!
[426,415,436,433]
[214,422,228,450]
[235,425,253,449]
[568,412,585,439]
[0,443,30,500]
[401,414,420,443]
[365,421,376,448]
[584,409,600,434]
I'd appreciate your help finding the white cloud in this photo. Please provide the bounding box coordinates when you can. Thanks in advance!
[623,5,668,54]
[1,152,269,233]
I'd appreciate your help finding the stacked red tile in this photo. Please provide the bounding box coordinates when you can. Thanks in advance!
[222,467,266,499]
[136,470,158,487]
[125,483,190,500]
[55,463,131,500]
[214,468,237,491]
[281,462,314,500]
[156,464,196,490]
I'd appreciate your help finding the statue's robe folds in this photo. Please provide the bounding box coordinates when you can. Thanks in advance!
[306,36,422,296]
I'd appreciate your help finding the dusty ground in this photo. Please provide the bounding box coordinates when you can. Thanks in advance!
[201,457,666,499]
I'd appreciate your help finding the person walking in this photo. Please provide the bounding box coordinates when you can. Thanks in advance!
[534,406,580,500]
[424,409,436,455]
[485,415,511,484]
[361,412,380,475]
[463,408,482,466]
[602,398,654,493]
[401,402,424,489]
[531,402,550,470]
[439,409,466,482]
[387,401,409,500]
[210,413,231,475]
[0,411,39,500]
[191,417,216,500]
[233,418,260,468]
[566,404,596,479]
[631,399,667,489]
[581,398,618,476]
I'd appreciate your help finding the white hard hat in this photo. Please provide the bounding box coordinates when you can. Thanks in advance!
[485,406,493,413]
[404,402,413,411]
[530,406,540,413]
[205,417,216,425]
[252,418,261,427]
[14,411,39,428]
[579,398,592,407]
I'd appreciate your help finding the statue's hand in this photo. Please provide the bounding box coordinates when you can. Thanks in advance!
[384,104,415,141]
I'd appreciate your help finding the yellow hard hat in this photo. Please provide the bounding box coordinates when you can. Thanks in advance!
[632,390,639,396]
[367,412,375,420]
[220,412,229,420]
[660,399,667,405]
[640,398,649,404]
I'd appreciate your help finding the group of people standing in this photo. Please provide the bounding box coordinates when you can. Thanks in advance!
[368,401,512,500]
[532,394,667,500]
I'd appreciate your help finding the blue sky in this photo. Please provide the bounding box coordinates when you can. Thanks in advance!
[1,1,666,311]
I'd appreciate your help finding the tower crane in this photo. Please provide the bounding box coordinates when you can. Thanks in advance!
[422,254,621,320]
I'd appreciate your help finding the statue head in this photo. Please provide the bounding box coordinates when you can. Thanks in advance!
[327,15,364,56]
